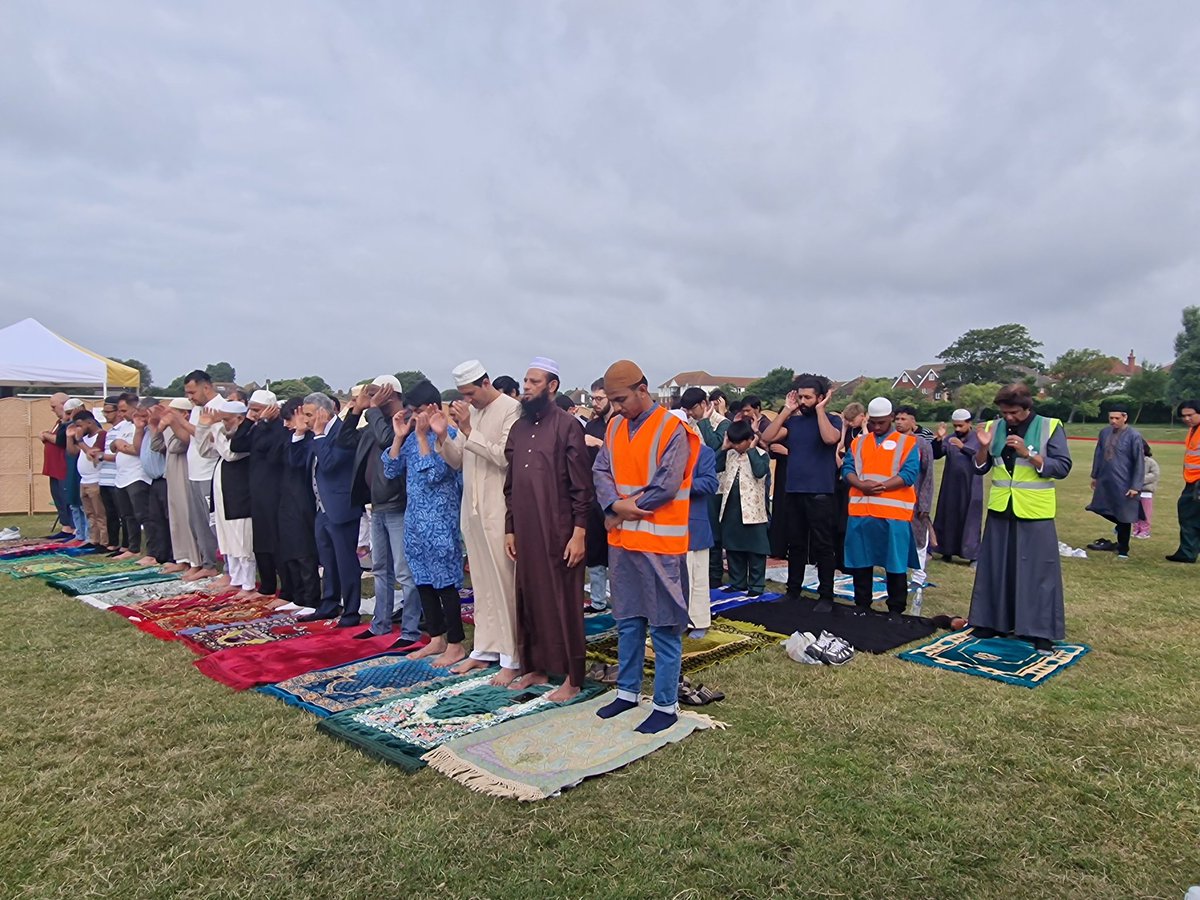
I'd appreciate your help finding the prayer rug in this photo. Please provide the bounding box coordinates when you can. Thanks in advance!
[0,555,102,578]
[317,671,608,772]
[84,578,220,610]
[802,572,888,601]
[898,629,1090,688]
[0,540,88,560]
[423,696,726,801]
[460,603,475,625]
[109,590,241,639]
[718,595,938,654]
[708,588,784,615]
[194,627,397,690]
[175,614,337,654]
[586,620,780,675]
[50,570,179,596]
[584,612,617,643]
[259,653,453,717]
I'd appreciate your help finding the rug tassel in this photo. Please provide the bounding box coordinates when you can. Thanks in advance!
[422,748,548,802]
[682,712,730,730]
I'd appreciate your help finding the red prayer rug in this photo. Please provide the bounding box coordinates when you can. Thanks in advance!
[193,626,398,690]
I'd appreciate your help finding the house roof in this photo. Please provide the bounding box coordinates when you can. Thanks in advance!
[892,364,945,387]
[658,370,758,389]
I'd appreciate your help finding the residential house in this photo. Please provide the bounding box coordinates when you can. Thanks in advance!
[892,364,948,402]
[1108,351,1142,380]
[657,370,758,406]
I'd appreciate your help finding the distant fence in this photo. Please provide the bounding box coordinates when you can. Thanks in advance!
[0,397,57,515]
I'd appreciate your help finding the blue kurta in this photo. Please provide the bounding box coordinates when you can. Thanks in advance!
[381,428,463,589]
[840,433,921,574]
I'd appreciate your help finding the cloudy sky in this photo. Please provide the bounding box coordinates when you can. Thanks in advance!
[2,2,1197,391]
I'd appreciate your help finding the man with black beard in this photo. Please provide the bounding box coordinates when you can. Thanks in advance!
[583,378,613,611]
[503,357,594,701]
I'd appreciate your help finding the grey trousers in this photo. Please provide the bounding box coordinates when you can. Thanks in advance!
[186,479,219,569]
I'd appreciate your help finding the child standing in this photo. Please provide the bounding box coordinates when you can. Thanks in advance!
[1134,440,1159,538]
[717,420,771,596]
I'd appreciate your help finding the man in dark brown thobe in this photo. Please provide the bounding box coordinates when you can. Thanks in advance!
[504,356,594,702]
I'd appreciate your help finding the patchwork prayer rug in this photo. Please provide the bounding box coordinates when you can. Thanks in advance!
[259,653,453,716]
[0,540,88,560]
[586,620,781,675]
[423,696,727,801]
[898,629,1090,688]
[50,569,180,596]
[112,592,287,639]
[708,588,784,615]
[175,614,338,654]
[718,595,938,654]
[194,627,398,690]
[317,672,607,772]
[0,555,102,578]
[77,578,219,611]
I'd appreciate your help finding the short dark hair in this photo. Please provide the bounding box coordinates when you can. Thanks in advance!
[471,373,489,388]
[590,378,605,393]
[708,388,727,404]
[103,395,121,407]
[555,394,574,412]
[184,369,212,386]
[406,380,441,408]
[1177,399,1200,416]
[1142,440,1153,458]
[118,392,139,406]
[728,400,744,416]
[727,420,754,444]
[742,395,762,411]
[994,382,1033,410]
[71,410,97,425]
[792,373,831,397]
[680,387,707,409]
[281,397,304,421]
[492,375,519,396]
[894,405,918,418]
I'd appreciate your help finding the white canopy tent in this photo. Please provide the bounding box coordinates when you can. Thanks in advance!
[0,318,140,393]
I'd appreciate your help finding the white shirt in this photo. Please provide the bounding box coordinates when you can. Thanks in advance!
[187,403,220,481]
[77,433,102,485]
[110,420,150,488]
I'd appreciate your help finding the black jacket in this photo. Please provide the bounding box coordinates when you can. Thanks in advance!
[337,408,407,511]
[229,417,287,552]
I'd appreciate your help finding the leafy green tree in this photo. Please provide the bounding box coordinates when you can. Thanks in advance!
[163,375,187,397]
[301,375,333,394]
[394,370,428,392]
[744,367,794,409]
[847,378,904,409]
[1049,348,1116,422]
[110,357,152,392]
[938,324,1043,388]
[717,382,745,401]
[204,361,236,383]
[1167,306,1200,406]
[441,388,463,403]
[266,379,312,400]
[954,382,1004,419]
[1124,363,1170,423]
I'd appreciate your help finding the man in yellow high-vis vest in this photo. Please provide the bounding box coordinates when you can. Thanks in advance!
[968,383,1073,653]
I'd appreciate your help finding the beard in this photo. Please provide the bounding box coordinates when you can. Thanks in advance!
[521,391,551,421]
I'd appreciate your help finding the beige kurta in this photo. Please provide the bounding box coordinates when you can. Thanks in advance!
[439,393,521,666]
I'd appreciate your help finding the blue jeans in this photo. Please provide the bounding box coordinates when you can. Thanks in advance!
[587,565,608,610]
[615,616,684,712]
[370,507,421,640]
[70,504,88,539]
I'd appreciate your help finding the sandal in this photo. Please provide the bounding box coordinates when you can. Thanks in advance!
[679,684,725,706]
[601,665,619,685]
[585,662,608,682]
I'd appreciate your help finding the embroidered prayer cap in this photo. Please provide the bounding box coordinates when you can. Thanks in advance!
[249,390,278,407]
[371,374,403,391]
[168,397,193,411]
[528,356,560,377]
[221,399,249,415]
[951,408,973,422]
[867,397,893,417]
[63,398,84,411]
[603,359,646,393]
[452,360,487,388]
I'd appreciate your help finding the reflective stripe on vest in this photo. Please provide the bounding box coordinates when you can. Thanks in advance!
[1186,428,1200,484]
[847,431,917,520]
[985,415,1060,518]
[605,406,701,554]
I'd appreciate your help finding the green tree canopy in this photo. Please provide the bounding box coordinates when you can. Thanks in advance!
[301,375,333,394]
[954,382,1004,419]
[394,370,428,392]
[110,357,152,393]
[441,388,463,403]
[938,324,1043,388]
[1049,348,1115,422]
[1167,306,1200,405]
[204,361,236,382]
[1124,363,1170,422]
[266,379,312,400]
[743,367,794,409]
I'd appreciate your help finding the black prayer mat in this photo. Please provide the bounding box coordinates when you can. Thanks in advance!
[716,595,938,654]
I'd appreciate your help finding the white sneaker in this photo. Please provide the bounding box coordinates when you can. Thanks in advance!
[0,527,20,541]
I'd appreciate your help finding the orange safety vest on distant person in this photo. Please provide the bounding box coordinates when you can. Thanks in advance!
[847,431,917,521]
[1186,426,1200,484]
[605,405,701,555]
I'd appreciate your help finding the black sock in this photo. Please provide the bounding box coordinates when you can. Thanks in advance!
[634,709,678,735]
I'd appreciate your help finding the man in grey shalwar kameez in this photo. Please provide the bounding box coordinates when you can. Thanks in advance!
[967,383,1072,653]
[931,409,983,564]
[1085,406,1144,559]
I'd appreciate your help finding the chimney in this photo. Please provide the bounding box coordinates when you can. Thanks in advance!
[1127,350,1136,370]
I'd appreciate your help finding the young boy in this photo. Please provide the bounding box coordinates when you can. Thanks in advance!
[717,420,771,596]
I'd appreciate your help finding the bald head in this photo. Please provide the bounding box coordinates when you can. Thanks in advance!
[49,392,69,420]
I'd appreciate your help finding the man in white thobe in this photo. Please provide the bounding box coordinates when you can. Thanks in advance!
[432,360,523,685]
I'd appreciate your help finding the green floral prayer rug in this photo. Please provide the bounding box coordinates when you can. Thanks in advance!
[259,653,454,717]
[899,628,1090,688]
[586,619,782,675]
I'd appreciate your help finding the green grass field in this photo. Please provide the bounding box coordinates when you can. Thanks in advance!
[2,443,1198,899]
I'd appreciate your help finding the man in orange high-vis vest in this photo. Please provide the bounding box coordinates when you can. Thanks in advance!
[1166,398,1200,564]
[592,359,701,735]
[841,397,921,614]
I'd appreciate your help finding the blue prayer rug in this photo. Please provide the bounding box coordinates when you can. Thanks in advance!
[709,589,783,614]
[899,629,1090,688]
[258,653,453,717]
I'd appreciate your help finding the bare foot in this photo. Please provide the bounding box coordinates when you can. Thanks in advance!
[234,589,260,600]
[433,643,467,668]
[136,556,158,567]
[408,637,447,660]
[509,672,549,691]
[161,562,188,574]
[267,596,290,609]
[489,667,520,687]
[209,575,232,589]
[546,682,580,703]
[113,551,138,561]
[450,658,492,676]
[182,567,216,582]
